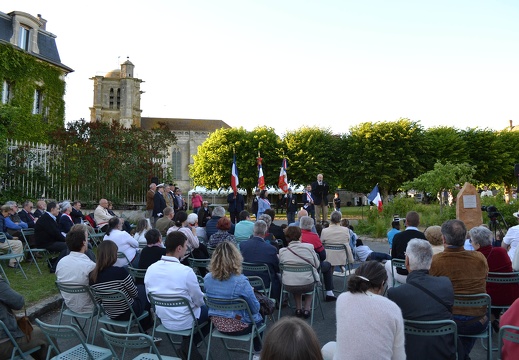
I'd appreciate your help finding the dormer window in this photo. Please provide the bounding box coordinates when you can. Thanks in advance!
[18,26,30,51]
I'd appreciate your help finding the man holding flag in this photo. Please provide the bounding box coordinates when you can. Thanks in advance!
[228,154,245,224]
[367,184,383,212]
[278,158,289,193]
[257,152,265,190]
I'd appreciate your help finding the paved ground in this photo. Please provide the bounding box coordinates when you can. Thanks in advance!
[32,237,495,360]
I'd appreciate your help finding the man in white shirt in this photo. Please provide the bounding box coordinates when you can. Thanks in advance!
[55,224,96,313]
[144,231,209,360]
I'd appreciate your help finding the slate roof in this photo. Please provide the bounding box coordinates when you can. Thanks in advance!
[141,117,231,132]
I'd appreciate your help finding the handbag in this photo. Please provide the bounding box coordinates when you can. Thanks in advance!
[254,291,275,316]
[16,308,33,342]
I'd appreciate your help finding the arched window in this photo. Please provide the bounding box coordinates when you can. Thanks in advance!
[109,88,114,109]
[172,147,182,180]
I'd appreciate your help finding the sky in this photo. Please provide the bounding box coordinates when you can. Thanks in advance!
[6,0,519,135]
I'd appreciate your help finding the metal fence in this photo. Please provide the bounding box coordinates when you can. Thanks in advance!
[3,139,168,207]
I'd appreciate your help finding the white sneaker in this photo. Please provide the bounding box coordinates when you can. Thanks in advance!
[333,271,345,277]
[253,354,261,360]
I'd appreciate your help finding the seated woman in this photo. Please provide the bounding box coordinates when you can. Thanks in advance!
[103,217,140,267]
[469,226,519,331]
[58,201,74,235]
[133,218,151,247]
[204,241,264,356]
[278,226,320,318]
[261,317,323,360]
[321,261,405,360]
[167,211,209,260]
[0,277,49,360]
[89,240,153,332]
[107,201,132,233]
[424,225,445,255]
[209,216,237,248]
[136,229,166,285]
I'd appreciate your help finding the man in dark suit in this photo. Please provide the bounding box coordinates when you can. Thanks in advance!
[251,189,260,219]
[311,173,330,224]
[205,206,234,239]
[264,209,286,247]
[385,211,427,286]
[153,184,167,224]
[227,192,245,224]
[388,239,458,360]
[33,200,46,218]
[240,220,281,302]
[285,188,298,225]
[197,201,212,227]
[303,184,315,221]
[34,201,67,255]
[18,200,36,228]
[70,201,85,224]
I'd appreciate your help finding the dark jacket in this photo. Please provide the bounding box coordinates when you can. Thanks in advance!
[240,236,281,300]
[70,207,84,224]
[206,216,235,239]
[198,207,212,227]
[285,194,298,213]
[311,181,329,206]
[18,210,36,228]
[391,229,427,275]
[33,209,44,218]
[153,192,167,218]
[0,278,25,339]
[227,193,245,214]
[251,196,259,217]
[34,212,66,248]
[388,270,457,360]
[58,214,74,234]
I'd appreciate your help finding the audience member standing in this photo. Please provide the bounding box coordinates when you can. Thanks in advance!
[153,184,167,225]
[146,183,156,222]
[191,192,203,214]
[311,174,329,224]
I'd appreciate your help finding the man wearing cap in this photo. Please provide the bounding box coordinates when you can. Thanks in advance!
[503,210,519,262]
[285,188,298,225]
[153,184,167,225]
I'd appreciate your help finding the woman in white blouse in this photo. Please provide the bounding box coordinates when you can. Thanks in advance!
[103,217,140,267]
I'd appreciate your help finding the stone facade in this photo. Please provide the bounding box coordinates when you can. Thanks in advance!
[90,61,230,191]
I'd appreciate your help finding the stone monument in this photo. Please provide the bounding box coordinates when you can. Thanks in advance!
[456,182,483,230]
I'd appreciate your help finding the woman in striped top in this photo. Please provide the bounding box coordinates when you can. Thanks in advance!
[89,240,152,330]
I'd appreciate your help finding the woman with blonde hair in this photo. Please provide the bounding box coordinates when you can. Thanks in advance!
[133,218,151,247]
[204,241,263,356]
[424,225,444,254]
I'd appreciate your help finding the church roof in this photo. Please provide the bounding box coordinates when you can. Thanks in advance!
[141,117,231,131]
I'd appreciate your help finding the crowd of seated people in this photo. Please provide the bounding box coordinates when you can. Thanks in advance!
[10,192,519,360]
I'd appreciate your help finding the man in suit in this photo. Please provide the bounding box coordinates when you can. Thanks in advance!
[311,173,330,224]
[33,200,47,218]
[205,206,234,239]
[264,209,286,247]
[303,184,315,221]
[70,201,85,224]
[385,211,427,286]
[197,201,212,228]
[153,184,167,224]
[388,239,457,360]
[285,188,298,225]
[18,200,36,228]
[227,192,245,224]
[240,220,281,302]
[34,201,68,255]
[251,189,260,219]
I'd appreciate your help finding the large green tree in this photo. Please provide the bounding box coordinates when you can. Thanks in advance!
[422,126,468,166]
[282,127,342,189]
[344,119,427,199]
[190,127,282,203]
[460,128,502,186]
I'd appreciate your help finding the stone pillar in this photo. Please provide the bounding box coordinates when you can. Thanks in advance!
[455,182,483,230]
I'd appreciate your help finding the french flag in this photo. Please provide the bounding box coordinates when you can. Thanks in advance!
[231,154,239,194]
[367,184,383,212]
[258,165,265,190]
[278,158,289,193]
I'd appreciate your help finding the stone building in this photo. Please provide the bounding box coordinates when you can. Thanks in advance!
[90,60,230,191]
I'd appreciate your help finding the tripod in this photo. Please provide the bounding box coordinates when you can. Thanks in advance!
[487,213,508,247]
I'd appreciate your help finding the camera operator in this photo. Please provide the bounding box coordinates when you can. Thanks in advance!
[503,211,519,262]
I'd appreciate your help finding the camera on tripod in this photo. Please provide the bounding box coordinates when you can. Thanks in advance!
[481,205,500,221]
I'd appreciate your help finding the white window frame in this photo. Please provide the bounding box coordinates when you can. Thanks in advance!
[2,80,11,104]
[33,89,43,114]
[18,26,30,51]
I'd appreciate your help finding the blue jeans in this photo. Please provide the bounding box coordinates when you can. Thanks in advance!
[453,314,488,358]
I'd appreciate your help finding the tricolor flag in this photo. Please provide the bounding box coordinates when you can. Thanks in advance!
[257,152,265,190]
[367,184,383,212]
[231,154,239,194]
[278,158,289,193]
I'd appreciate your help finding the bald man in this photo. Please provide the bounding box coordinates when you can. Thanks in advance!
[289,209,317,234]
[93,198,113,231]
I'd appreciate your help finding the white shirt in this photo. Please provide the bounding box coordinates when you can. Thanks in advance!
[55,252,96,313]
[504,225,519,261]
[134,230,148,247]
[144,255,205,331]
[104,229,139,267]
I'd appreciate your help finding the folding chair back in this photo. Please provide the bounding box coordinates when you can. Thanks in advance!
[20,228,46,275]
[390,258,406,287]
[242,262,273,297]
[323,244,353,292]
[0,233,27,284]
[453,293,492,360]
[55,281,99,343]
[486,272,519,314]
[148,293,208,360]
[100,328,179,360]
[35,318,112,360]
[404,319,458,359]
[0,319,41,360]
[498,325,519,360]
[247,276,276,323]
[128,266,147,281]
